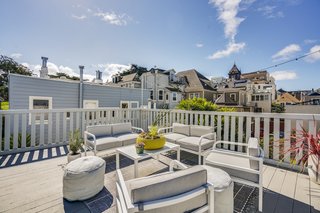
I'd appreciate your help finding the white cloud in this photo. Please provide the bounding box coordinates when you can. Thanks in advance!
[209,0,244,41]
[92,63,130,81]
[94,11,131,26]
[208,0,250,60]
[10,53,22,59]
[304,39,317,44]
[305,45,320,63]
[196,43,204,48]
[72,14,87,20]
[208,41,245,59]
[257,5,284,19]
[270,70,297,80]
[272,44,301,61]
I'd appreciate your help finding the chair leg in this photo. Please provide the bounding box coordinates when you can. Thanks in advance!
[198,154,202,165]
[258,186,263,212]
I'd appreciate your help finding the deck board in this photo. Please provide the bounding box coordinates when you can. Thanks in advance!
[0,151,319,213]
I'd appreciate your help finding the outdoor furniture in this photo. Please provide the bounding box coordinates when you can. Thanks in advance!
[84,123,144,155]
[116,160,215,213]
[158,123,216,164]
[116,142,180,178]
[63,156,105,201]
[204,138,264,212]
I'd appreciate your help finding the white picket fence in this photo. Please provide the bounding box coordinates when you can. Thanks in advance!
[1,108,319,165]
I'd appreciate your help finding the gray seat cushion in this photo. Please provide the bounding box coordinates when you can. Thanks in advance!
[112,123,132,135]
[87,125,112,138]
[172,123,190,136]
[190,125,215,139]
[164,133,187,143]
[115,133,138,146]
[125,165,207,204]
[87,136,122,151]
[201,165,232,191]
[205,152,259,183]
[176,137,215,151]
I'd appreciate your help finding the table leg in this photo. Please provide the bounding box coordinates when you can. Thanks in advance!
[156,154,160,161]
[134,159,138,178]
[177,147,180,161]
[116,151,120,169]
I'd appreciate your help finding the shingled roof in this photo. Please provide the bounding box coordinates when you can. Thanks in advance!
[176,69,215,92]
[228,64,241,75]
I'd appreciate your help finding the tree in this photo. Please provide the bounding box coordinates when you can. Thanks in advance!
[49,72,80,81]
[120,64,148,76]
[0,55,32,100]
[271,102,285,113]
[176,97,235,112]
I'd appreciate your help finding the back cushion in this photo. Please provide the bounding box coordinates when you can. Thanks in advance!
[190,126,215,139]
[248,137,260,170]
[87,125,112,137]
[172,123,190,136]
[128,165,207,204]
[112,123,132,135]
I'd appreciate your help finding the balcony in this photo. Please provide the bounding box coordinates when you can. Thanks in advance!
[0,108,319,212]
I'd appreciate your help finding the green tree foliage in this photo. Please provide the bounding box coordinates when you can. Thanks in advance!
[49,72,80,81]
[271,102,285,113]
[120,64,148,76]
[0,55,32,100]
[176,97,235,112]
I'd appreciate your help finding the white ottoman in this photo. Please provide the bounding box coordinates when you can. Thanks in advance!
[63,156,105,201]
[202,165,234,213]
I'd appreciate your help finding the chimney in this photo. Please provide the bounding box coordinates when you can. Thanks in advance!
[40,56,49,78]
[94,70,103,83]
[79,65,84,83]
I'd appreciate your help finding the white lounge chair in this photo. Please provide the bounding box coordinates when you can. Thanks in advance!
[204,138,264,212]
[116,160,215,213]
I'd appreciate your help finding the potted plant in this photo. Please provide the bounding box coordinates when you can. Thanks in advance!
[282,125,320,184]
[135,141,145,154]
[67,129,84,163]
[136,125,166,150]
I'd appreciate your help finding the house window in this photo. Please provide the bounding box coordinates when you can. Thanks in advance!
[166,94,169,101]
[158,90,164,100]
[190,93,194,99]
[230,93,236,101]
[150,90,154,100]
[260,95,264,101]
[29,96,52,124]
[172,92,177,102]
[252,95,256,101]
[83,100,99,120]
[265,95,269,100]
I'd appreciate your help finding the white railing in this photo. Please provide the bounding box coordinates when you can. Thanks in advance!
[1,108,319,166]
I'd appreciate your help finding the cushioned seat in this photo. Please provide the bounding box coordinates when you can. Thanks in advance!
[87,137,121,151]
[164,132,187,143]
[202,165,233,213]
[205,152,259,183]
[115,133,138,146]
[176,137,215,151]
[63,156,105,201]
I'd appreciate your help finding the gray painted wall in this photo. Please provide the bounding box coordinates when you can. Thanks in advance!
[9,74,149,109]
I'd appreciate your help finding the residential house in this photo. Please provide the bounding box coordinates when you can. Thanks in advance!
[141,68,183,109]
[176,69,216,101]
[111,72,141,88]
[276,92,300,105]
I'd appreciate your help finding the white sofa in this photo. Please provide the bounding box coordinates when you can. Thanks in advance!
[158,123,216,164]
[84,123,144,155]
[116,160,215,213]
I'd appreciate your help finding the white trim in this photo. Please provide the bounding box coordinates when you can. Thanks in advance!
[28,96,52,125]
[83,100,99,109]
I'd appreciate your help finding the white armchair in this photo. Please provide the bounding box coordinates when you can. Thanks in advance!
[116,160,215,213]
[204,138,264,212]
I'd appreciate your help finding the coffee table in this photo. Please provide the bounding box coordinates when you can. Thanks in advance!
[116,142,180,178]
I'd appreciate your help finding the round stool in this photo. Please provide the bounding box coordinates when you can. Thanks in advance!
[202,165,234,213]
[63,156,105,201]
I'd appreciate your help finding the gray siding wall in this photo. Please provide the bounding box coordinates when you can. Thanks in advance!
[9,74,149,109]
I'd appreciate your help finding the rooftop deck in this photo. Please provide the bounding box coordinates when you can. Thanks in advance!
[0,148,319,213]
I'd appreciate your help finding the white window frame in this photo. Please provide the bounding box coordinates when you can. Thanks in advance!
[29,96,53,125]
[158,90,164,101]
[83,100,99,109]
[150,90,154,100]
[172,92,177,102]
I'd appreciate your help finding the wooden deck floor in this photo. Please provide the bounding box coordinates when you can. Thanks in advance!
[0,150,319,213]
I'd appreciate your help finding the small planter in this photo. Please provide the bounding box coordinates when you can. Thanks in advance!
[136,136,166,150]
[136,147,144,154]
[67,153,81,163]
[308,155,320,184]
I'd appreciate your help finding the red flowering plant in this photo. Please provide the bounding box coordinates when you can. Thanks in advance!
[281,124,320,182]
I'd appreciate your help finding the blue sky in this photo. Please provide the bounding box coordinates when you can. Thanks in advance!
[0,0,319,90]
